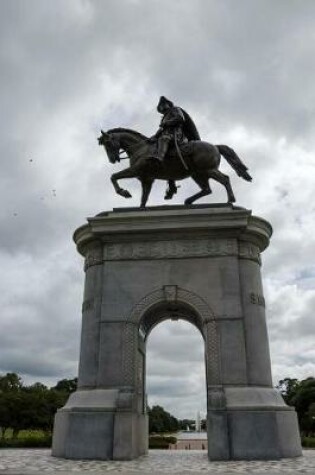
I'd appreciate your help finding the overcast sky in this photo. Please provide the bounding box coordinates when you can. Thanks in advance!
[1,0,315,419]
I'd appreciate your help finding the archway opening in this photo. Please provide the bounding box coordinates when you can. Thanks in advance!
[145,317,207,450]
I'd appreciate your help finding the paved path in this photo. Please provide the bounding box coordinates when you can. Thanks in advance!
[0,449,314,474]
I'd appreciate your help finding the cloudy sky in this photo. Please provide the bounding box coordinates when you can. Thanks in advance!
[1,0,315,419]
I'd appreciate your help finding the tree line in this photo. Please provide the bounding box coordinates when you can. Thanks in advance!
[0,373,77,439]
[277,377,315,436]
[149,377,315,435]
[0,373,314,438]
[148,405,206,433]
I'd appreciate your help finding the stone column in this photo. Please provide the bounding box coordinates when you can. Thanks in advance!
[204,320,229,460]
[222,218,302,460]
[78,240,103,387]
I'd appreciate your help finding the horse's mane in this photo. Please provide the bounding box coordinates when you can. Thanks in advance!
[107,127,148,140]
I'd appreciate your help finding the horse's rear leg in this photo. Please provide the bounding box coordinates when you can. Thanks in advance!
[209,169,236,203]
[111,167,137,198]
[184,175,212,205]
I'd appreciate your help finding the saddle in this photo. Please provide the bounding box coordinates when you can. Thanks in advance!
[148,140,194,162]
[168,141,192,160]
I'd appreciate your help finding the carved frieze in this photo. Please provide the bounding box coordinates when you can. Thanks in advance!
[104,238,237,261]
[83,239,263,266]
[84,243,103,271]
[239,242,261,265]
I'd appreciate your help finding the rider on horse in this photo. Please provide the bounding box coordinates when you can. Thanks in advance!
[150,96,201,199]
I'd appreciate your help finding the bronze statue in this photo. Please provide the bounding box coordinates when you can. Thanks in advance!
[149,96,200,199]
[98,96,252,208]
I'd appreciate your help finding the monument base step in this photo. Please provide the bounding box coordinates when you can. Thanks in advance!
[207,407,302,461]
[52,408,148,460]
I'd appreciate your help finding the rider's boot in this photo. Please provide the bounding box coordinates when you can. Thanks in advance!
[164,180,179,200]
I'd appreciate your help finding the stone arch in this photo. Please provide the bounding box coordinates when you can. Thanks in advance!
[130,285,214,323]
[122,286,222,387]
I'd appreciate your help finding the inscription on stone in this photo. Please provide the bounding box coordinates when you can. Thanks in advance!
[249,292,265,307]
[104,238,237,261]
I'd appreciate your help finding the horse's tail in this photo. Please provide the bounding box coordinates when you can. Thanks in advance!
[216,144,252,182]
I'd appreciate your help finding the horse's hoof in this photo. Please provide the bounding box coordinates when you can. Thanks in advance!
[119,190,132,198]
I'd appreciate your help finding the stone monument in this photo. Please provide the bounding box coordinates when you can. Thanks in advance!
[52,98,302,460]
[52,204,302,460]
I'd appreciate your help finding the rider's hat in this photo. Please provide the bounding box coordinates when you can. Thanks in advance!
[157,96,174,113]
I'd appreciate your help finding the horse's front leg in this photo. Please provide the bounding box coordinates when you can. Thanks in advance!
[111,167,137,198]
[140,179,154,208]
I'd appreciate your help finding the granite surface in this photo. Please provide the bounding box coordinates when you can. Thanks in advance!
[0,449,314,474]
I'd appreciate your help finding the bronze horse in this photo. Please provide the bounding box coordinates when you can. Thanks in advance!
[98,128,252,208]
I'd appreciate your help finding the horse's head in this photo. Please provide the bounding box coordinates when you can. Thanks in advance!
[98,130,120,163]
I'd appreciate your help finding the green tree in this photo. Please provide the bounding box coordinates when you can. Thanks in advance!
[292,377,315,435]
[53,378,77,393]
[277,376,315,436]
[148,405,179,433]
[0,373,72,438]
[26,382,48,392]
[0,373,23,392]
[0,392,12,438]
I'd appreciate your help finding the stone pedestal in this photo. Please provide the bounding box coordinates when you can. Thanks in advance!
[52,204,302,460]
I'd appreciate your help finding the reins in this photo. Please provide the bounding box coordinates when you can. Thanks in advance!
[117,135,149,160]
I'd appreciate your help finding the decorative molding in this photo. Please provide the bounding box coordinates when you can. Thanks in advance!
[239,242,261,265]
[129,289,164,324]
[103,238,238,261]
[123,287,222,387]
[122,322,137,387]
[129,287,214,324]
[137,351,144,413]
[84,242,103,271]
[178,288,214,323]
[83,239,263,269]
[205,321,222,386]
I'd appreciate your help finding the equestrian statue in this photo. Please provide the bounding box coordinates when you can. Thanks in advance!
[98,96,252,208]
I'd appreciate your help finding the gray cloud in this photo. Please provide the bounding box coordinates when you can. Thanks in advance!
[0,0,314,419]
